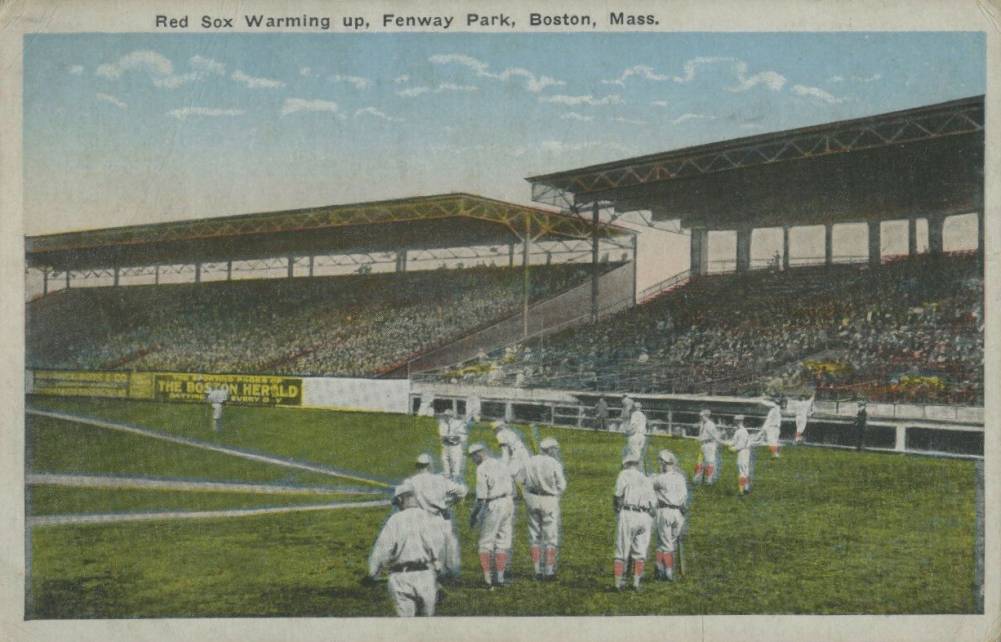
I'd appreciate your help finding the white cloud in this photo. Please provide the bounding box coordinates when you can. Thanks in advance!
[332,74,371,90]
[560,112,593,122]
[429,53,564,93]
[673,56,786,93]
[190,55,225,76]
[651,100,670,108]
[602,65,669,86]
[232,70,285,89]
[533,139,633,155]
[281,98,339,116]
[394,74,410,83]
[791,84,845,104]
[96,50,173,79]
[612,116,648,126]
[539,94,623,106]
[831,73,881,84]
[95,93,127,109]
[397,83,477,97]
[153,72,201,89]
[829,75,845,83]
[68,65,84,75]
[672,112,714,125]
[354,106,403,122]
[168,107,245,120]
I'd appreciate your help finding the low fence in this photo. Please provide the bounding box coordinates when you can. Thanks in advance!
[26,369,410,414]
[412,382,984,459]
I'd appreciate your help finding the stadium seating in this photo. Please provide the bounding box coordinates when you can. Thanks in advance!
[26,264,602,377]
[442,254,983,404]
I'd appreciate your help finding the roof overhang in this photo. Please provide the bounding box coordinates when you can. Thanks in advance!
[26,193,632,271]
[527,96,984,230]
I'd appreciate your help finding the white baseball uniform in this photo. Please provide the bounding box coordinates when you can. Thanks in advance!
[368,506,444,617]
[651,468,688,553]
[762,401,782,447]
[406,470,467,576]
[730,425,757,482]
[207,387,229,430]
[466,395,482,422]
[523,453,567,548]
[475,456,515,553]
[695,419,723,483]
[438,417,468,481]
[794,397,815,438]
[624,410,648,463]
[613,468,656,561]
[496,427,531,483]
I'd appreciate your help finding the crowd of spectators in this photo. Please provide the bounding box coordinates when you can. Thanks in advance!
[27,264,596,377]
[439,254,983,405]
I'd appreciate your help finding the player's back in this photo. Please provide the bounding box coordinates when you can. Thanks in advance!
[652,470,688,507]
[523,454,565,496]
[616,469,655,509]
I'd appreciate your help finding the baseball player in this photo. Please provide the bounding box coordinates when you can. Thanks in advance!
[438,409,468,482]
[493,420,531,485]
[693,409,723,485]
[793,393,815,444]
[623,402,648,466]
[612,453,656,591]
[405,453,467,579]
[727,415,762,496]
[760,396,784,459]
[618,394,635,431]
[466,394,482,422]
[468,442,516,588]
[205,385,229,433]
[417,394,435,417]
[651,450,688,581]
[523,437,567,581]
[365,481,445,617]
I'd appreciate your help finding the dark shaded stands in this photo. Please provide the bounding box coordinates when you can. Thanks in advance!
[27,264,608,377]
[440,253,983,405]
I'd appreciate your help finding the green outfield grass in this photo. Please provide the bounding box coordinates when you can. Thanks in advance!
[25,397,977,617]
[28,486,367,516]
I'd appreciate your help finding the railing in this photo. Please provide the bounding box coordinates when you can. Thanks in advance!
[637,270,691,304]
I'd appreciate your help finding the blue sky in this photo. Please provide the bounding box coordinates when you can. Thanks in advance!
[24,32,984,236]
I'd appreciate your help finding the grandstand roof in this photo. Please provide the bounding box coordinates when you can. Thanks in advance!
[528,95,984,229]
[25,193,631,271]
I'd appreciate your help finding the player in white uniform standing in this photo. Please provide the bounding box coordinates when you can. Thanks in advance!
[618,395,635,432]
[467,442,516,588]
[693,409,723,485]
[493,420,531,485]
[437,409,468,482]
[727,415,763,496]
[612,454,656,591]
[793,393,815,444]
[522,437,566,581]
[466,394,482,422]
[760,396,784,459]
[651,450,688,581]
[365,482,445,617]
[405,453,467,579]
[206,385,229,433]
[623,402,648,466]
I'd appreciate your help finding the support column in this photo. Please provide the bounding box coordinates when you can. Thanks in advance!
[194,263,201,283]
[308,256,314,277]
[508,243,515,268]
[113,266,120,287]
[908,218,917,256]
[867,220,881,267]
[735,226,751,273]
[287,256,295,279]
[631,234,638,306]
[689,227,708,276]
[395,250,408,273]
[591,203,600,322]
[42,268,49,295]
[226,260,233,281]
[977,209,984,255]
[523,218,532,338]
[65,270,71,289]
[154,264,160,285]
[928,214,944,255]
[782,225,790,271]
[824,223,833,266]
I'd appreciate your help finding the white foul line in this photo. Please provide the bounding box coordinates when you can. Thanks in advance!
[27,473,385,496]
[27,408,393,488]
[28,499,391,528]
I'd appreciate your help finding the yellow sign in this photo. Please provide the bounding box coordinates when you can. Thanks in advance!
[154,372,302,406]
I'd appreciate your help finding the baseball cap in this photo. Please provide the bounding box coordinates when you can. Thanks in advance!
[468,442,486,456]
[700,409,712,417]
[393,481,415,499]
[622,453,641,466]
[539,437,559,451]
[442,408,454,416]
[657,450,676,465]
[415,453,432,466]
[491,420,506,430]
[634,401,642,409]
